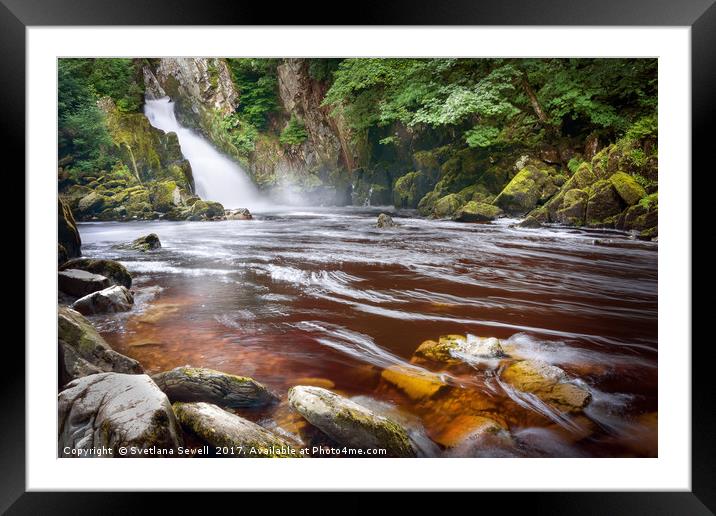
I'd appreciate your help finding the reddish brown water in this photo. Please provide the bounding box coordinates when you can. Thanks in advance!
[79,207,657,457]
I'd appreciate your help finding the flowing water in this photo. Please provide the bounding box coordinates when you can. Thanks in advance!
[79,211,658,457]
[143,97,266,210]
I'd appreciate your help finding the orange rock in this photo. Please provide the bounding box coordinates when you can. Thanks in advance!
[434,414,508,448]
[381,365,447,400]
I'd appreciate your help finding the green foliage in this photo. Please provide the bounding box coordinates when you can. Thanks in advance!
[567,157,583,173]
[226,58,280,130]
[626,115,658,141]
[279,116,309,147]
[58,59,115,171]
[639,192,658,209]
[324,58,657,150]
[307,59,342,82]
[220,113,259,155]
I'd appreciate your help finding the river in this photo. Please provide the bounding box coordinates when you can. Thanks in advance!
[78,208,658,457]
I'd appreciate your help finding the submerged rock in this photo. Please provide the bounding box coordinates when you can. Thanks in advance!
[376,213,397,228]
[173,402,296,457]
[58,373,183,457]
[72,285,134,315]
[152,366,278,408]
[434,414,511,449]
[58,269,111,297]
[225,208,252,220]
[501,360,591,412]
[58,306,142,385]
[60,258,132,288]
[130,233,161,251]
[288,386,416,457]
[413,334,506,364]
[381,365,447,400]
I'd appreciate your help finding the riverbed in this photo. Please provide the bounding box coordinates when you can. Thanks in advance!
[78,207,658,457]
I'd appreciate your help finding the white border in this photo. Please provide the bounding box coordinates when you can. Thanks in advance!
[27,27,690,491]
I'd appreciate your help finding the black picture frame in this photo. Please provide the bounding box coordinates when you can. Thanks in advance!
[6,0,709,512]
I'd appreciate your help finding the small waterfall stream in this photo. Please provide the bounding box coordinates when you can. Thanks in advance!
[143,97,265,209]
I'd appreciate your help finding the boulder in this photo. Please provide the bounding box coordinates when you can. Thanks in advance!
[431,193,464,219]
[189,200,225,220]
[288,386,416,457]
[414,334,506,364]
[58,269,111,297]
[173,402,296,457]
[585,180,624,225]
[500,360,591,413]
[60,258,132,288]
[152,366,278,408]
[225,208,253,220]
[76,191,109,217]
[380,365,447,400]
[58,306,142,384]
[453,201,502,223]
[494,165,558,215]
[72,285,134,315]
[58,372,182,457]
[58,198,81,263]
[554,189,588,225]
[517,216,542,228]
[130,233,161,251]
[393,171,430,209]
[609,171,646,206]
[376,213,397,228]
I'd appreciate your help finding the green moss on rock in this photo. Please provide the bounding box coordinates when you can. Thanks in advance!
[609,171,646,206]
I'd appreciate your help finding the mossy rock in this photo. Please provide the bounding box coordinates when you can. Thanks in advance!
[555,189,588,226]
[432,193,464,219]
[152,366,278,408]
[493,165,558,215]
[453,201,503,223]
[288,386,416,457]
[173,402,297,457]
[190,200,226,220]
[150,180,180,212]
[393,171,429,209]
[417,190,440,216]
[76,192,111,217]
[60,258,132,288]
[585,180,624,225]
[609,171,646,206]
[130,233,161,251]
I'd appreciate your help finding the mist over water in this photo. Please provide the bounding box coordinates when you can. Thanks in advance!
[143,97,267,210]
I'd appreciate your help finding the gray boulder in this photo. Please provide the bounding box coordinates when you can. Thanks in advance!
[60,258,132,288]
[173,402,296,457]
[58,373,183,457]
[152,366,278,408]
[72,285,134,315]
[58,306,142,385]
[58,269,111,297]
[288,386,416,457]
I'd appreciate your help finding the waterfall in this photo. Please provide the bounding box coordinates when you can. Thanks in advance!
[143,97,264,209]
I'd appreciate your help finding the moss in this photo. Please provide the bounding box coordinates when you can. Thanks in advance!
[555,189,588,226]
[493,165,557,215]
[454,201,503,223]
[585,180,624,225]
[432,193,464,219]
[393,171,428,208]
[609,171,646,206]
[639,192,658,210]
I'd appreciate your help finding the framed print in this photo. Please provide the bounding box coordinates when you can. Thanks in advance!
[7,0,711,511]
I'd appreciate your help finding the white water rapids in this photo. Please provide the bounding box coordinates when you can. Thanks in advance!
[143,97,265,209]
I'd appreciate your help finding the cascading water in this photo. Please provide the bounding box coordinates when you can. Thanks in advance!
[143,97,265,209]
